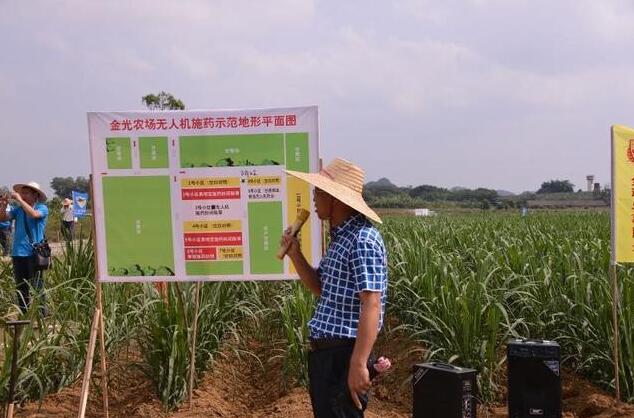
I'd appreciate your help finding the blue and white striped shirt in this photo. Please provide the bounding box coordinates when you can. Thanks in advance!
[309,214,388,339]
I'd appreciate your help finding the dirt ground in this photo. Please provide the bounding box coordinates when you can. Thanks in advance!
[13,331,634,418]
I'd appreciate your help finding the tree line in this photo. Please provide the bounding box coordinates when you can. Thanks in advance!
[362,178,608,209]
[0,176,602,211]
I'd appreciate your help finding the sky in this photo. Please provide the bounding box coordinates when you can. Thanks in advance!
[2,0,634,195]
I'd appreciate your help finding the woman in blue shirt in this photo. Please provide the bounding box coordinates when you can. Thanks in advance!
[0,181,49,315]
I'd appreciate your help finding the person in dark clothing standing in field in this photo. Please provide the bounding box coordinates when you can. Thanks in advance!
[0,217,11,256]
[0,181,49,315]
[60,198,75,241]
[281,158,387,418]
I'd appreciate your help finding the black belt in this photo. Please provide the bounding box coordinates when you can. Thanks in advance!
[309,338,356,352]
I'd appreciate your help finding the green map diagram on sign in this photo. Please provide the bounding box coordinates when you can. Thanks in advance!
[179,134,285,167]
[106,137,132,169]
[103,176,175,276]
[177,133,310,277]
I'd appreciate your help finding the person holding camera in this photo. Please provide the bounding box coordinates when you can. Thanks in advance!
[0,181,49,315]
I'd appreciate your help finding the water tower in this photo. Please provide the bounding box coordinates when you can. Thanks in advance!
[586,175,594,192]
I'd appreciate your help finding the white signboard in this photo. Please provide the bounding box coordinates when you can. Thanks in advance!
[88,106,320,282]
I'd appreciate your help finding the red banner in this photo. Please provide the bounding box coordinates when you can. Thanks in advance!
[184,232,242,247]
[185,247,217,261]
[181,187,241,200]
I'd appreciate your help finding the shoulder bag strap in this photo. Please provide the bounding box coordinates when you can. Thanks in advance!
[21,207,39,247]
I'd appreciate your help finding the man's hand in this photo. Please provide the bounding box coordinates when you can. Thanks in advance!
[279,227,321,297]
[348,291,382,410]
[280,227,301,259]
[10,191,22,202]
[348,360,371,410]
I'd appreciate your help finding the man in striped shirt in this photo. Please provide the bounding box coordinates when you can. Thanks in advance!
[282,158,387,418]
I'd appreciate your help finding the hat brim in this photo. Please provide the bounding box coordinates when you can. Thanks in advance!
[285,170,382,224]
[13,184,47,202]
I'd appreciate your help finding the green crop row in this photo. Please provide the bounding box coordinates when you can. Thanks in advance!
[384,211,633,402]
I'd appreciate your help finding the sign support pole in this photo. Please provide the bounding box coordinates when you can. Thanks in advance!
[610,263,621,401]
[610,127,621,401]
[78,308,100,418]
[188,281,202,408]
[78,175,110,417]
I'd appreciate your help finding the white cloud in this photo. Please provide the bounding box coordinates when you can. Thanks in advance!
[167,46,219,80]
[1,0,632,191]
[32,31,73,55]
[576,1,634,42]
[5,0,316,31]
[392,0,448,23]
[219,28,597,114]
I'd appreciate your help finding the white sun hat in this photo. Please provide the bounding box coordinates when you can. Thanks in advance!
[285,158,382,224]
[13,181,47,202]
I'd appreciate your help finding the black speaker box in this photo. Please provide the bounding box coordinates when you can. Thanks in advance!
[413,362,477,418]
[507,339,561,418]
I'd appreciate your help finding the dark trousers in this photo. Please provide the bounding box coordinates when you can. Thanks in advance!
[0,228,10,256]
[61,221,74,241]
[12,256,46,315]
[308,344,369,418]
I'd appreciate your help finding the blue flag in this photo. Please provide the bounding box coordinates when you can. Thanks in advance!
[72,191,89,218]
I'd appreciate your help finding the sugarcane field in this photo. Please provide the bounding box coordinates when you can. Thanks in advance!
[3,2,634,418]
[0,211,631,417]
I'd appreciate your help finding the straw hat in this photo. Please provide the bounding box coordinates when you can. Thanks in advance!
[13,181,47,202]
[285,158,382,224]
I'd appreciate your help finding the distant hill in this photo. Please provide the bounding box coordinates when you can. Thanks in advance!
[366,177,397,189]
[365,180,516,197]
